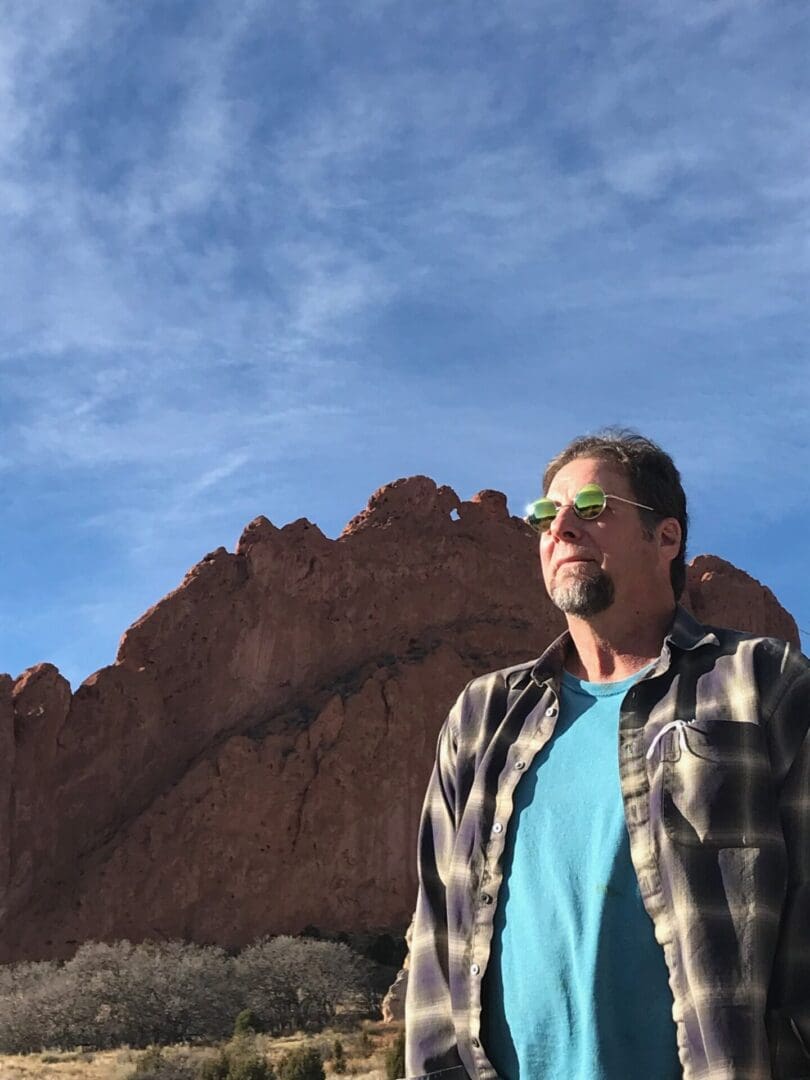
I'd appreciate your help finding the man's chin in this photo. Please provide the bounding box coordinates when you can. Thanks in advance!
[549,572,615,617]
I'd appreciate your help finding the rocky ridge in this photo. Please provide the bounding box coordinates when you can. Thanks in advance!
[0,477,798,961]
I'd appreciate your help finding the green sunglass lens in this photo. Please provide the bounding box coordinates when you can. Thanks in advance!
[573,484,606,520]
[526,498,556,532]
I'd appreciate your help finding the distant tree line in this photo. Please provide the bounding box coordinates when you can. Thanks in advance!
[0,937,382,1053]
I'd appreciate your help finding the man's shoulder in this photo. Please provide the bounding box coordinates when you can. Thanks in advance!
[672,606,803,656]
[462,657,540,697]
[446,659,541,743]
[458,627,570,704]
[672,609,810,691]
[697,621,792,651]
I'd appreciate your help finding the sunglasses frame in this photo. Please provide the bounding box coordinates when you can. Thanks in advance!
[524,484,657,534]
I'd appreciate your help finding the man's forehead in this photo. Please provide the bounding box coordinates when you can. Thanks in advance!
[545,455,631,497]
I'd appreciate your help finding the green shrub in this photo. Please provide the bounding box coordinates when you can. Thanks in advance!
[130,1044,196,1079]
[228,1056,275,1080]
[277,1045,325,1080]
[199,1052,229,1080]
[331,1038,346,1074]
[234,1009,261,1036]
[385,1032,405,1080]
[367,933,406,969]
[134,1046,165,1075]
[357,1031,373,1058]
[198,1038,276,1080]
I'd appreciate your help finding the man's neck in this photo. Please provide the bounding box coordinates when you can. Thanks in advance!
[563,603,676,683]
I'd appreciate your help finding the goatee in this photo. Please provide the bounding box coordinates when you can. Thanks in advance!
[549,571,615,616]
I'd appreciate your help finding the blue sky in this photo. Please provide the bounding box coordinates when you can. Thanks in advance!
[1,0,808,687]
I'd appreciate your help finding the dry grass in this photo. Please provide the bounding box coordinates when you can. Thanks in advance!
[0,1022,403,1080]
[0,1047,135,1080]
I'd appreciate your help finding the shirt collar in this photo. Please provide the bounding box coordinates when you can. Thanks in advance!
[664,604,720,652]
[505,604,719,692]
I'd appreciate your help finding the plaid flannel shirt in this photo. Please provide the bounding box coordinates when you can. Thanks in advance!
[405,606,810,1080]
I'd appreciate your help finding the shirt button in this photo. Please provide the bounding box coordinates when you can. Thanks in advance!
[481,893,493,905]
[515,760,526,770]
[492,822,503,834]
[470,963,480,976]
[545,706,557,717]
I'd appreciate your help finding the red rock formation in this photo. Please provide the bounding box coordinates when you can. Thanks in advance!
[683,555,798,644]
[0,478,800,961]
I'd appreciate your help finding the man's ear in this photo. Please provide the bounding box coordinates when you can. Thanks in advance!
[658,518,682,565]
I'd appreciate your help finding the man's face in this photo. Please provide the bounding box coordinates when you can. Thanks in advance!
[539,456,670,617]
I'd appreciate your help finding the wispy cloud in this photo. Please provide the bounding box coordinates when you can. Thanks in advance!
[0,0,808,680]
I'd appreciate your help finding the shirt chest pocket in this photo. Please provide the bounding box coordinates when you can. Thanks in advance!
[658,719,778,847]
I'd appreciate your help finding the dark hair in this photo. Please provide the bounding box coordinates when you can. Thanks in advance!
[542,428,688,599]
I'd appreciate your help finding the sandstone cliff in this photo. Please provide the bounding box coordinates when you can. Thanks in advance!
[0,477,798,961]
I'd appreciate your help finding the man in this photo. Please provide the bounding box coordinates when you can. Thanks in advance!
[405,431,810,1080]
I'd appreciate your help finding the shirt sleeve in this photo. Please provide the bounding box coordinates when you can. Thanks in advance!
[765,648,810,1077]
[405,690,469,1080]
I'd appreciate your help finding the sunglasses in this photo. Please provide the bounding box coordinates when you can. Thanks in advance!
[524,483,656,533]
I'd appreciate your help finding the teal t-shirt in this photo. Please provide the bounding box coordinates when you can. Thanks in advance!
[480,668,680,1080]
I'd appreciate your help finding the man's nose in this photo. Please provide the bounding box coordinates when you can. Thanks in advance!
[548,504,582,541]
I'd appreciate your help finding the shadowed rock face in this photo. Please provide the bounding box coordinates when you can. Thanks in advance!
[0,477,799,961]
